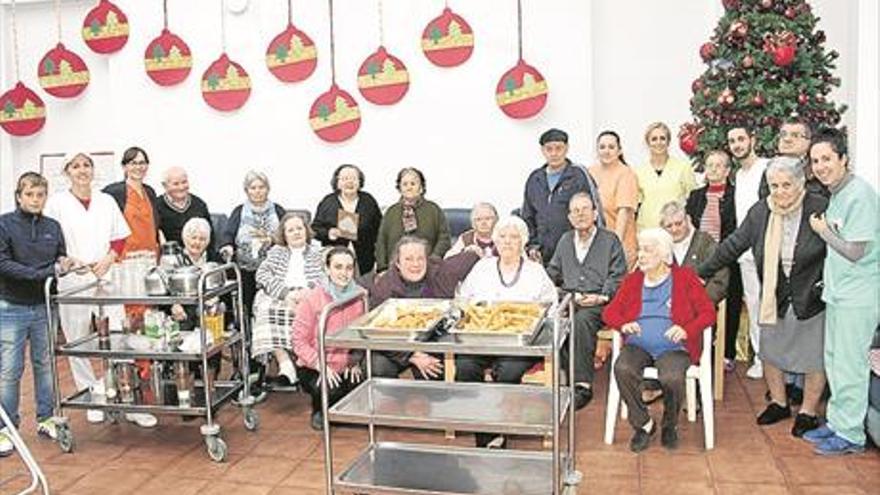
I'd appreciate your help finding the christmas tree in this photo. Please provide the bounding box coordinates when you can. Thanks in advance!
[680,0,846,162]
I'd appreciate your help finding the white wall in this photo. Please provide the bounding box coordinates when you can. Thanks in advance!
[1,0,592,214]
[1,0,875,215]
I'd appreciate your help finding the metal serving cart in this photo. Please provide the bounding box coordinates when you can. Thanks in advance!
[43,263,257,462]
[316,293,581,494]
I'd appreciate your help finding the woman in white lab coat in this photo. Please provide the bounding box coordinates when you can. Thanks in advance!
[44,153,130,425]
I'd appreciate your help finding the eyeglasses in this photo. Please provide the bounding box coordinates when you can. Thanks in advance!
[127,160,149,166]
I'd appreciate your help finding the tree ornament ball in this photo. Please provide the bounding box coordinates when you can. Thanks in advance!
[692,79,704,93]
[784,7,798,19]
[82,0,129,54]
[742,54,754,68]
[357,46,410,105]
[773,44,796,67]
[728,20,748,40]
[309,84,361,142]
[0,82,46,137]
[752,93,765,107]
[495,60,549,119]
[699,42,717,62]
[722,0,740,11]
[144,29,192,86]
[38,43,90,98]
[760,0,774,9]
[797,93,809,105]
[201,53,251,111]
[265,23,318,83]
[421,7,474,67]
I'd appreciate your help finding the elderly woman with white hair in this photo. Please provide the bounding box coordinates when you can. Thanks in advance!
[455,215,557,448]
[603,228,716,452]
[444,202,499,258]
[699,156,828,439]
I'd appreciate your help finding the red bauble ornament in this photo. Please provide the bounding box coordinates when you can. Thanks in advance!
[784,7,798,19]
[691,79,704,93]
[722,0,740,10]
[421,7,474,67]
[0,82,46,137]
[495,59,548,119]
[699,42,717,62]
[678,124,702,156]
[752,93,765,107]
[309,84,361,142]
[357,46,409,105]
[742,54,754,68]
[37,43,90,98]
[82,0,129,54]
[797,93,809,105]
[728,20,748,40]
[201,54,251,111]
[144,29,192,86]
[718,87,735,106]
[773,44,796,66]
[760,0,774,9]
[266,23,318,83]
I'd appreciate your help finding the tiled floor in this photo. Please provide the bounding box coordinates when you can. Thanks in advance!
[1,357,878,495]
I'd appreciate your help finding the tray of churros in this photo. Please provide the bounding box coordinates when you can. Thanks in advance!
[351,298,451,339]
[450,301,552,345]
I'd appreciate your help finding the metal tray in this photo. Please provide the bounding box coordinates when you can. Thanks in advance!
[349,298,450,340]
[449,301,552,346]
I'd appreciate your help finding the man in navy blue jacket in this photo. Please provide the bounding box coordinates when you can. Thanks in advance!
[0,172,72,456]
[522,128,605,264]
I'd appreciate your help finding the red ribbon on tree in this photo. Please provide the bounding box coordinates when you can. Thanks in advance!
[678,122,704,156]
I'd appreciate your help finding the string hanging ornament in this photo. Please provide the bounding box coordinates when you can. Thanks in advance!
[201,0,252,112]
[145,0,193,86]
[38,0,90,99]
[357,0,409,105]
[0,0,46,136]
[82,0,130,54]
[421,1,474,67]
[495,0,548,119]
[309,0,361,142]
[266,0,318,83]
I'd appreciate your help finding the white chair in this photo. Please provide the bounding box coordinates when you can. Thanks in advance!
[603,327,714,450]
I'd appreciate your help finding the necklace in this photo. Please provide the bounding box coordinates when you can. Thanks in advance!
[497,256,524,288]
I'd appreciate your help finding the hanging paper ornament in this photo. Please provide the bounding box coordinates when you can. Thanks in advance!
[421,7,474,67]
[201,54,251,111]
[309,83,361,142]
[309,0,360,142]
[496,60,548,119]
[82,0,129,54]
[37,43,90,98]
[496,1,548,119]
[0,82,47,137]
[266,3,318,83]
[357,46,409,105]
[145,29,192,86]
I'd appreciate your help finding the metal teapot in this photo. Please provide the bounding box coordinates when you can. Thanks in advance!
[158,241,185,271]
[144,267,168,296]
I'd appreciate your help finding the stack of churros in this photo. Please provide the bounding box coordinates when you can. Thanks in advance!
[368,304,443,330]
[457,302,544,333]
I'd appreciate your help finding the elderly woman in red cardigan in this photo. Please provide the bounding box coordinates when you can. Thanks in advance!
[603,228,716,452]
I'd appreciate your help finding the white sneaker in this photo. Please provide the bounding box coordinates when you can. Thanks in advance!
[0,428,14,457]
[36,417,59,440]
[746,361,764,379]
[125,413,158,428]
[86,409,105,423]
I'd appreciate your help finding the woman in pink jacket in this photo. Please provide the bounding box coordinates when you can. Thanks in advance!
[292,246,366,430]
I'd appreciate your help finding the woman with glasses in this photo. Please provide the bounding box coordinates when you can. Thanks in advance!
[103,146,162,257]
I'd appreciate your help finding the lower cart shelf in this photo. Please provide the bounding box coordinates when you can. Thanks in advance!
[60,381,242,416]
[335,442,566,494]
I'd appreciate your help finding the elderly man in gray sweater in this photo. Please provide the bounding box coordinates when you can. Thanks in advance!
[548,192,627,410]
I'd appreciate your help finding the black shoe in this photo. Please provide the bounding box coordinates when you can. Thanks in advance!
[266,374,299,390]
[757,402,791,425]
[661,427,679,450]
[629,422,657,453]
[574,385,593,410]
[791,413,820,438]
[786,384,804,407]
[310,411,324,431]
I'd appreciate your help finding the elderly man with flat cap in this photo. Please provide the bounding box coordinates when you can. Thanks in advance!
[522,128,604,264]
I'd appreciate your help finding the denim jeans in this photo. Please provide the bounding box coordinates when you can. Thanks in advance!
[0,300,54,428]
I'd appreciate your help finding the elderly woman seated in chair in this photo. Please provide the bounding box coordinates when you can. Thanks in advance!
[602,228,715,452]
[455,215,558,448]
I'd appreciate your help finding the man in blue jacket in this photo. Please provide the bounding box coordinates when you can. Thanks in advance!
[522,128,604,264]
[0,172,72,456]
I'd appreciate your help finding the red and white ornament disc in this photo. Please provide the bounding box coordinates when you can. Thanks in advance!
[201,53,251,112]
[357,46,409,105]
[421,7,474,67]
[144,29,193,86]
[495,59,548,119]
[0,82,47,137]
[38,43,90,98]
[309,84,361,142]
[266,23,318,83]
[82,0,129,54]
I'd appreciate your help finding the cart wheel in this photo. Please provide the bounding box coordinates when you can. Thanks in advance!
[205,436,228,462]
[57,426,75,453]
[243,408,260,431]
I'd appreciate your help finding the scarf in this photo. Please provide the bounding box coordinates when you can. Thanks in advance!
[700,183,725,242]
[162,193,191,213]
[235,200,280,269]
[319,275,359,302]
[759,188,806,325]
[400,196,422,234]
